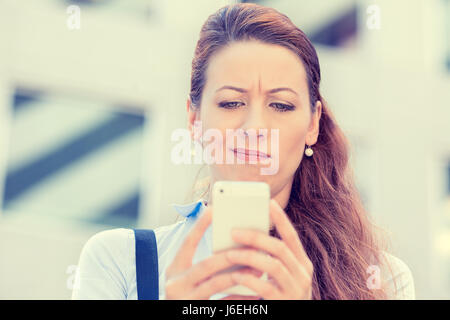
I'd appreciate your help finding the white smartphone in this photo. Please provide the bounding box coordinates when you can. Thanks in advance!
[212,180,270,296]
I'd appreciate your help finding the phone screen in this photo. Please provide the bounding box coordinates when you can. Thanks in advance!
[211,180,270,296]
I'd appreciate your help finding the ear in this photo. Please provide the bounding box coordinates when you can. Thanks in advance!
[186,96,200,139]
[305,100,322,146]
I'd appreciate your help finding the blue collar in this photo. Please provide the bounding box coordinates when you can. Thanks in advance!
[169,197,212,255]
[170,198,208,218]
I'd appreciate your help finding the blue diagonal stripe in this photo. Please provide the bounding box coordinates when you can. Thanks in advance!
[2,111,145,206]
[91,190,141,228]
[308,6,357,47]
[12,91,43,114]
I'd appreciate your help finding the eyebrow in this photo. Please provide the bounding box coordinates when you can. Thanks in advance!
[215,85,298,96]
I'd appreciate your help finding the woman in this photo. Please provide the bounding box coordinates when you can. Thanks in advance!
[72,3,415,300]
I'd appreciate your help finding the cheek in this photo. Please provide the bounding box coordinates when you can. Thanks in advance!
[277,118,310,167]
[282,127,307,152]
[200,105,237,135]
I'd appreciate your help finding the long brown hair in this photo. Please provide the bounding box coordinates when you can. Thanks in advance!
[188,3,395,299]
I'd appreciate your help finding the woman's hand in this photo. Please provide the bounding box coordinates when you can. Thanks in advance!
[224,199,314,300]
[164,206,258,300]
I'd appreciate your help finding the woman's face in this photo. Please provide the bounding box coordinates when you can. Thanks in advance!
[187,40,321,202]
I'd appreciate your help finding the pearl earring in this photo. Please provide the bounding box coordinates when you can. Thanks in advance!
[305,145,314,157]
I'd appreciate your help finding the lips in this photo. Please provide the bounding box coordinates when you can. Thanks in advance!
[232,148,270,159]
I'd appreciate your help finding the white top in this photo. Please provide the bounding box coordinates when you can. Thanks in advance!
[71,198,415,300]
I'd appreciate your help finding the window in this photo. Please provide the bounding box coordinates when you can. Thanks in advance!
[1,88,146,228]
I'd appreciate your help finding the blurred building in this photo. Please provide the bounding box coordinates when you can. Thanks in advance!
[0,0,449,299]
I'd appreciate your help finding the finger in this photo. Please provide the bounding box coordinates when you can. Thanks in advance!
[231,272,280,300]
[170,207,213,273]
[238,266,264,278]
[185,250,239,286]
[270,199,313,274]
[187,271,236,300]
[231,228,303,279]
[226,249,293,292]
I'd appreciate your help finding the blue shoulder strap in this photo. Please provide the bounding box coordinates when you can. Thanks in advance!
[134,229,159,300]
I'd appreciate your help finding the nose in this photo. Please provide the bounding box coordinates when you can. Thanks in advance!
[238,104,269,151]
[241,103,268,139]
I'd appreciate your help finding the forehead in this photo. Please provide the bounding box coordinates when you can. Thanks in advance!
[204,40,307,92]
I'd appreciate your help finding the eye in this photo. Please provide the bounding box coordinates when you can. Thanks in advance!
[270,102,295,112]
[218,101,244,109]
